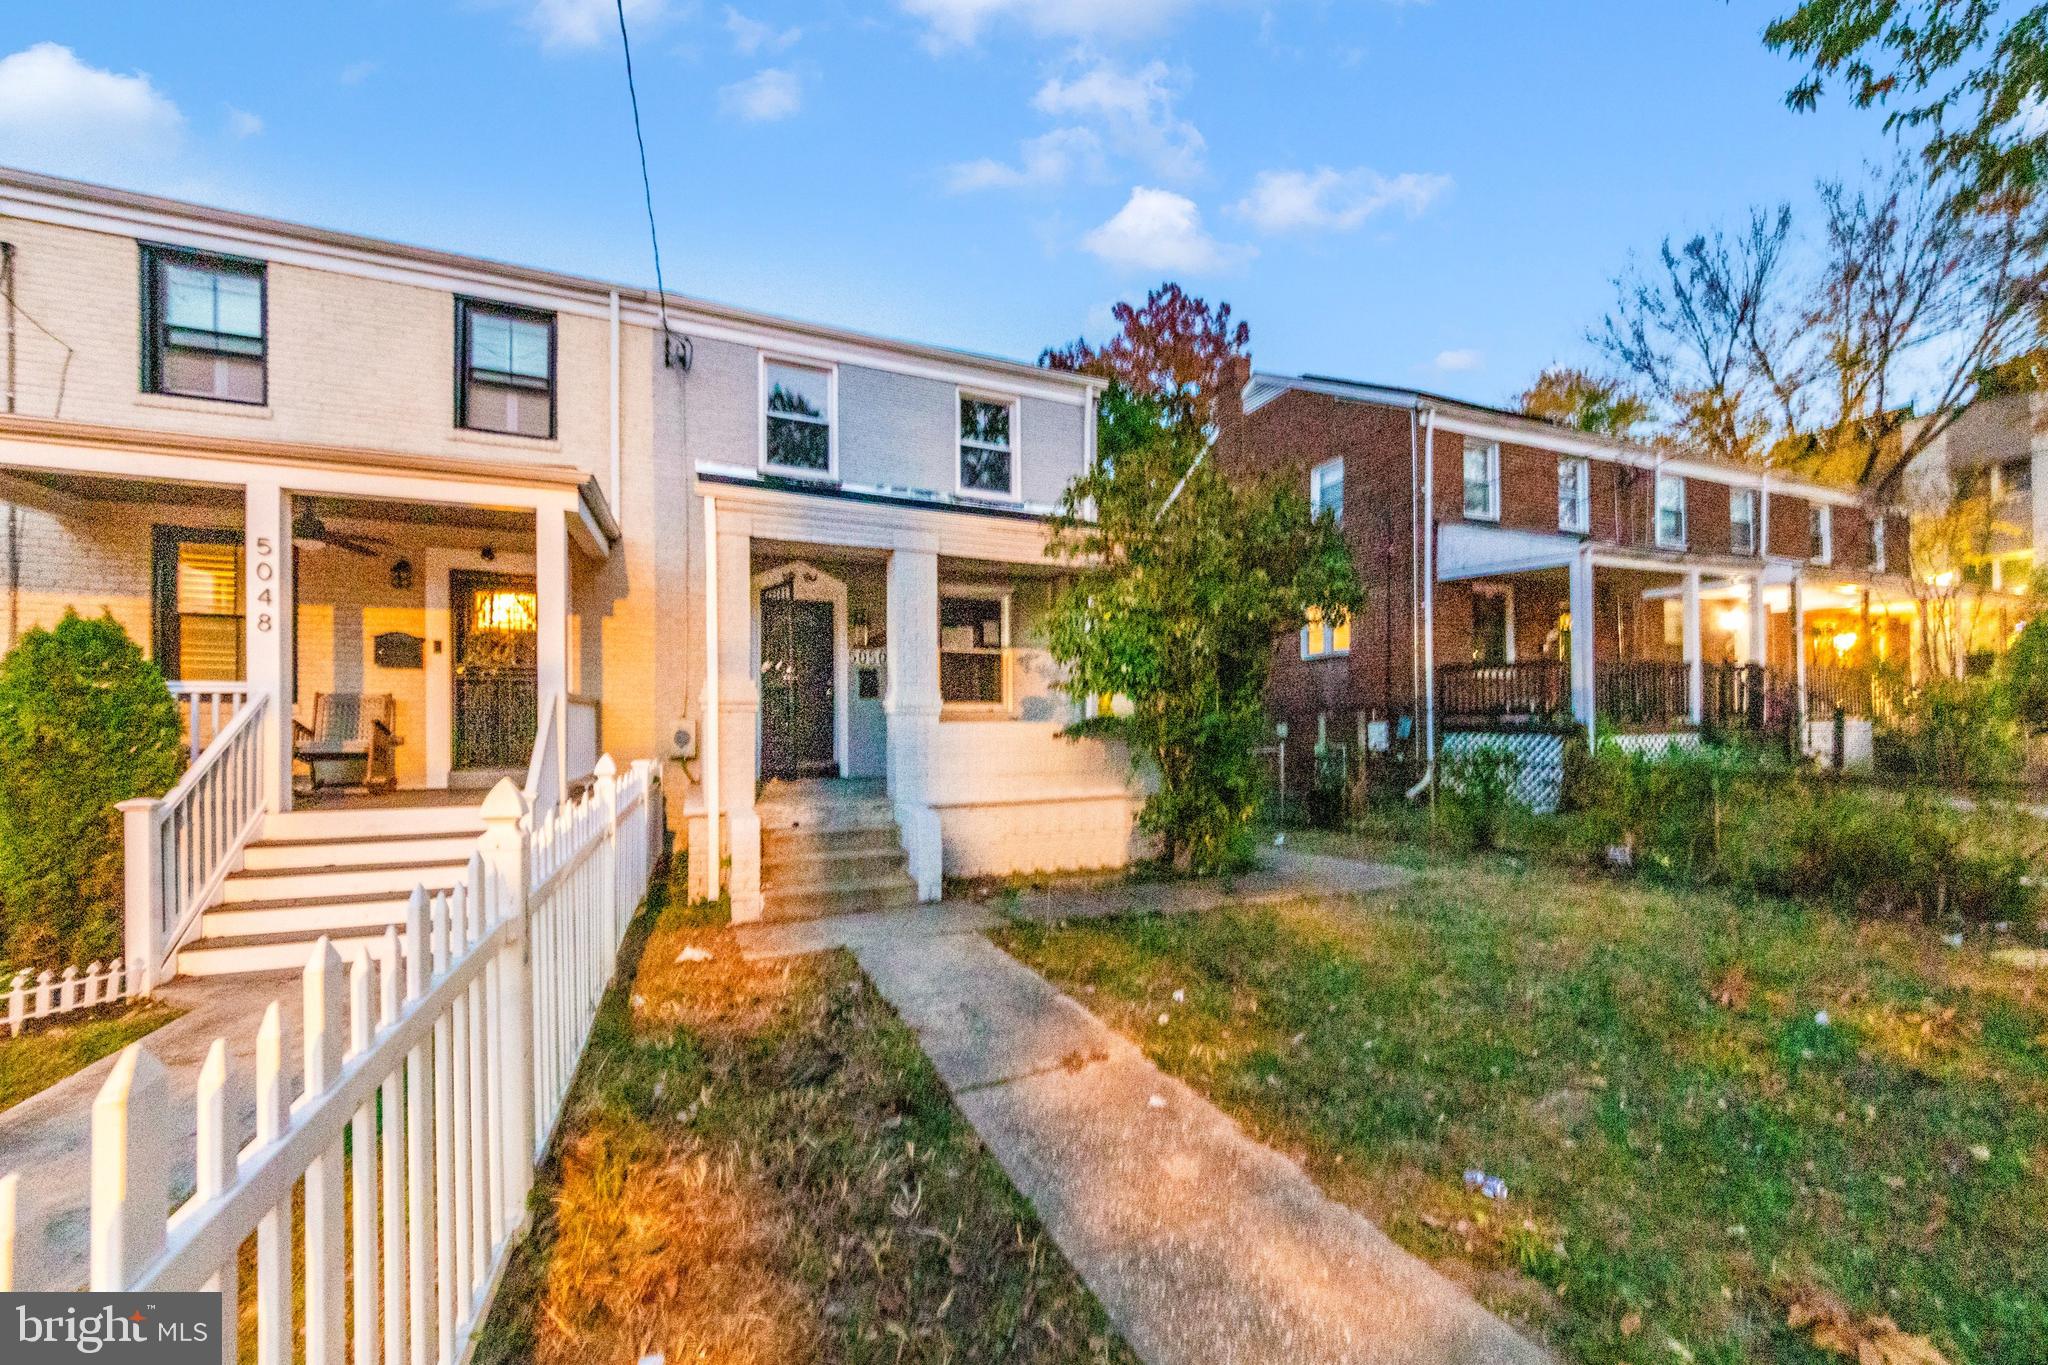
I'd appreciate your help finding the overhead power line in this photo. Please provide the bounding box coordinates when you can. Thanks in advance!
[615,0,689,369]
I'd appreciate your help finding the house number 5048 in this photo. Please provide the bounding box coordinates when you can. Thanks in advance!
[252,535,278,633]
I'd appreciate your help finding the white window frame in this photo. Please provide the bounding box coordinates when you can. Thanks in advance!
[1654,472,1687,549]
[1462,439,1501,521]
[938,584,1013,717]
[955,387,1021,502]
[1309,457,1344,524]
[1557,456,1590,534]
[1300,606,1351,660]
[1730,488,1759,555]
[759,352,838,481]
[1810,504,1833,564]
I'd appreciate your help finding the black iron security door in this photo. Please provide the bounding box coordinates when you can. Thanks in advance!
[759,579,836,779]
[451,570,539,770]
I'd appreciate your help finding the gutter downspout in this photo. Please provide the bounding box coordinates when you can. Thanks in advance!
[1407,403,1438,801]
[702,494,721,902]
[608,289,622,511]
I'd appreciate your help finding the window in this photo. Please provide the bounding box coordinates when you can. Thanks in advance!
[959,393,1017,498]
[763,359,833,475]
[1301,606,1351,659]
[1462,439,1500,520]
[151,528,244,681]
[457,299,555,438]
[1557,457,1589,533]
[1654,473,1687,548]
[1472,588,1512,664]
[141,245,265,404]
[1310,458,1344,523]
[2001,458,2033,496]
[1810,504,1833,564]
[939,591,1009,709]
[1730,488,1759,555]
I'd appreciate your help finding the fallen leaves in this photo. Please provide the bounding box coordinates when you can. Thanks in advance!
[1786,1290,1950,1364]
[1710,966,1753,1011]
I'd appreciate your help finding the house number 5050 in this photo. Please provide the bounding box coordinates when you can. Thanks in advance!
[252,535,278,633]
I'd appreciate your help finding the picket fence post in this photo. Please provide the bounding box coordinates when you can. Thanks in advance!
[116,797,164,996]
[89,1044,168,1289]
[479,779,536,1211]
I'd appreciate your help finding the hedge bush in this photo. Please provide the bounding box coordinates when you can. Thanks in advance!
[1441,744,1522,850]
[0,612,186,970]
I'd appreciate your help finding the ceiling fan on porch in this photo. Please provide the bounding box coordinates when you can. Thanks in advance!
[292,501,394,557]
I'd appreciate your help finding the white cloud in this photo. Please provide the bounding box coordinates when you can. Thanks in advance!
[523,0,666,51]
[1082,187,1250,274]
[338,60,378,86]
[1233,166,1449,233]
[947,126,1104,192]
[0,43,184,180]
[2016,94,2048,140]
[1434,348,1483,373]
[719,67,802,122]
[226,107,263,139]
[724,6,801,54]
[1033,59,1204,181]
[900,0,1199,49]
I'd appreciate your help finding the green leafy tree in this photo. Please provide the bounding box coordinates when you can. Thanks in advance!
[1515,367,1653,437]
[1044,383,1362,873]
[1767,1,2048,201]
[0,612,185,969]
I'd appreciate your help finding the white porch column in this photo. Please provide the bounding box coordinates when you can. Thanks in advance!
[535,504,569,708]
[1791,575,1809,734]
[244,483,295,811]
[713,510,762,921]
[1683,568,1703,725]
[1747,574,1767,667]
[1569,546,1596,745]
[885,545,944,900]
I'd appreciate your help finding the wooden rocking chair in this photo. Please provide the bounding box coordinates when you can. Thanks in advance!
[294,692,401,791]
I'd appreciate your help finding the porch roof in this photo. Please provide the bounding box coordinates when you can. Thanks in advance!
[0,413,619,552]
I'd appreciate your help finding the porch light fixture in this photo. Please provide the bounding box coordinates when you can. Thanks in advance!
[390,558,414,591]
[1832,629,1859,657]
[1716,606,1747,634]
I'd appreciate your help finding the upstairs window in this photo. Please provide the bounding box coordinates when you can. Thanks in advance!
[763,359,833,475]
[142,244,266,404]
[959,393,1017,498]
[1654,473,1687,548]
[1810,504,1833,564]
[457,299,555,438]
[939,590,1009,711]
[1557,457,1589,533]
[1730,488,1759,555]
[1301,606,1351,659]
[2000,457,2033,496]
[1462,439,1500,520]
[1310,458,1344,523]
[151,527,244,681]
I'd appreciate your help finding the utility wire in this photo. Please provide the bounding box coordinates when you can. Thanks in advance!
[614,0,685,365]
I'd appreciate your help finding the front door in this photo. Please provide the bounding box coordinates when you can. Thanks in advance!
[451,570,538,770]
[759,581,836,780]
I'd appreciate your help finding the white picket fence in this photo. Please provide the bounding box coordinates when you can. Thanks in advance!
[5,958,134,1036]
[0,755,663,1365]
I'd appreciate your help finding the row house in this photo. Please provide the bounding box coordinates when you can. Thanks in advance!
[1223,374,1918,793]
[0,166,1137,982]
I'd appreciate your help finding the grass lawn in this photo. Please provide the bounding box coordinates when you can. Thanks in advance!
[477,871,1136,1365]
[0,1001,183,1111]
[997,843,2048,1365]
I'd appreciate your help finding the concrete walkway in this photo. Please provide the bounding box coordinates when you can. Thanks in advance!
[0,971,303,1291]
[739,851,1549,1365]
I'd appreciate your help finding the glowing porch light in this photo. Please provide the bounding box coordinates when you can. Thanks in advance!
[1716,606,1748,634]
[1832,629,1859,656]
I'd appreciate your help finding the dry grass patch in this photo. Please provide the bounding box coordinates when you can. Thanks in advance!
[478,874,1134,1365]
[0,1000,182,1111]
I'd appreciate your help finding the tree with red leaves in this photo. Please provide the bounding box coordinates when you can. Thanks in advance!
[1041,282,1252,442]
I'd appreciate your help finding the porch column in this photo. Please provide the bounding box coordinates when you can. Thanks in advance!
[713,509,762,921]
[1791,575,1809,737]
[1747,574,1767,667]
[885,545,943,900]
[535,504,570,788]
[1569,547,1596,744]
[244,483,295,812]
[1683,568,1703,725]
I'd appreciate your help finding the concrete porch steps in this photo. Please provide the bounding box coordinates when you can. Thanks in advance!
[174,801,484,977]
[757,780,916,921]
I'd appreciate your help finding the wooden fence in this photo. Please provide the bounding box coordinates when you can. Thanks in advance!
[0,756,663,1365]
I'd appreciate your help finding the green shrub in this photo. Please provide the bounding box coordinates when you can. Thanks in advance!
[1441,745,1522,850]
[0,613,186,970]
[1875,674,2024,788]
[1563,738,1783,879]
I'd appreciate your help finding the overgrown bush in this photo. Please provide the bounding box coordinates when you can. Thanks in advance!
[0,613,185,970]
[1874,674,2024,789]
[1564,739,1784,879]
[1441,745,1522,850]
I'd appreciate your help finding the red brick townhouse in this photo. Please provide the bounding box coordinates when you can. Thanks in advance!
[1218,373,1918,797]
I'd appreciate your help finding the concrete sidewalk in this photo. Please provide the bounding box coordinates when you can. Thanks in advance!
[740,852,1548,1365]
[0,971,303,1291]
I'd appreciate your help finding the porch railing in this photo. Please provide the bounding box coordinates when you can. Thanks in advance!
[167,682,250,764]
[0,760,664,1354]
[1437,660,1570,723]
[565,693,601,788]
[1595,660,1693,729]
[1700,663,1798,733]
[1806,664,1872,719]
[118,694,270,990]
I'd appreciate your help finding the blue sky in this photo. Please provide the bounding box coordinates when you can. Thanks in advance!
[0,1,1899,404]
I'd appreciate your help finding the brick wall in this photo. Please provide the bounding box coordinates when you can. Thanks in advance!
[1769,492,1813,559]
[1687,478,1731,555]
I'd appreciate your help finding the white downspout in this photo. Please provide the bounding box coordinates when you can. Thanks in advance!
[1407,403,1438,801]
[702,494,721,902]
[608,289,622,511]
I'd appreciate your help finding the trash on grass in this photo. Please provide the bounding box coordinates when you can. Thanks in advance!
[1148,1094,1167,1110]
[677,944,715,963]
